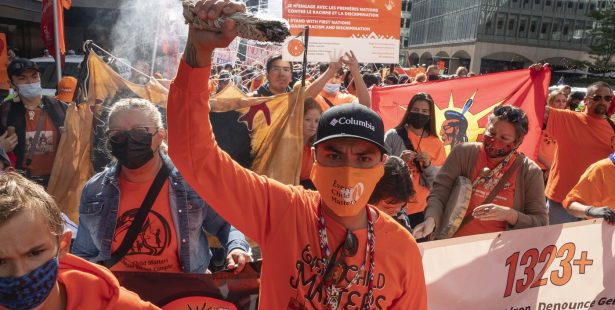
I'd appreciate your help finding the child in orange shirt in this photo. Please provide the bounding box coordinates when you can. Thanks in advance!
[0,172,158,310]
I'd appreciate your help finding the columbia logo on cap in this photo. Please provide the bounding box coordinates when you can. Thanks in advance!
[329,117,375,131]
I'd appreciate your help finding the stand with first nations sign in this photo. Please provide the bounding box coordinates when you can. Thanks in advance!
[421,219,615,310]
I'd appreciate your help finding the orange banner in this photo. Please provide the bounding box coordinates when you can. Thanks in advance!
[371,68,551,159]
[282,0,401,63]
[0,33,9,91]
[422,220,615,309]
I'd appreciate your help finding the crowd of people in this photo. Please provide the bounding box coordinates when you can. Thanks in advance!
[1,0,614,309]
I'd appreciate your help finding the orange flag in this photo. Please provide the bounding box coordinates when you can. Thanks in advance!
[371,68,551,160]
[210,85,304,185]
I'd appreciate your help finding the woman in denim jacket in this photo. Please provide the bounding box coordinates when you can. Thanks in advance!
[72,98,251,273]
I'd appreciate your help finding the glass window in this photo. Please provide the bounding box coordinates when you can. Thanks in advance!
[572,20,585,43]
[507,15,518,36]
[496,13,506,37]
[567,1,573,9]
[529,17,540,38]
[540,17,552,39]
[546,0,552,6]
[518,16,529,38]
[562,20,572,41]
[401,19,404,28]
[578,2,585,11]
[405,18,411,28]
[523,0,531,8]
[551,20,561,40]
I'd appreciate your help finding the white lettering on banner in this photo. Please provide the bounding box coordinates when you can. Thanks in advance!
[421,220,615,309]
[329,117,375,131]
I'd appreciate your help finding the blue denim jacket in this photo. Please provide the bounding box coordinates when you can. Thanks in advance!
[72,156,250,273]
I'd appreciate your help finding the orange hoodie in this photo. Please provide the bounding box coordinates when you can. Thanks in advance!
[59,254,159,309]
[167,60,427,309]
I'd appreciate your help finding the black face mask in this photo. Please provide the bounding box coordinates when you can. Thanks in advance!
[109,130,154,169]
[407,112,430,129]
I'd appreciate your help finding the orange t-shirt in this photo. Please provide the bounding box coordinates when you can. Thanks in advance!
[58,254,159,309]
[315,90,358,112]
[537,131,557,170]
[406,131,446,215]
[111,176,182,273]
[563,158,615,211]
[300,143,313,181]
[545,108,615,202]
[167,61,428,309]
[455,150,519,238]
[23,109,58,176]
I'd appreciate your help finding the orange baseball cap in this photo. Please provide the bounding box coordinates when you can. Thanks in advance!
[56,76,77,102]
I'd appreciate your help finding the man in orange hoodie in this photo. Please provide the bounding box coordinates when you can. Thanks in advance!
[0,172,157,310]
[167,1,427,309]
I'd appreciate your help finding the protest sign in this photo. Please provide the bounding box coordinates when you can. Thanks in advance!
[213,37,240,66]
[281,0,401,63]
[422,220,615,310]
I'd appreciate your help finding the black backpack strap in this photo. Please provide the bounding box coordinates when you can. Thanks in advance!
[322,96,335,108]
[100,163,170,268]
[42,97,67,134]
[395,126,416,152]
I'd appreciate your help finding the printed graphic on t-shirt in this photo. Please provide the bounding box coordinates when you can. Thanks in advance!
[113,208,173,271]
[24,131,54,154]
[287,244,387,310]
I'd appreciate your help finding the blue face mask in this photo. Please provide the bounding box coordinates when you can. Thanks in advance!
[323,83,341,95]
[17,82,43,100]
[0,257,58,310]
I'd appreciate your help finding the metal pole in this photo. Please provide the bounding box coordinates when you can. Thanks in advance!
[52,0,62,82]
[301,26,309,87]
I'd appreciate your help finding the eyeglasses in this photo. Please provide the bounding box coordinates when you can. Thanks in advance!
[494,106,524,123]
[106,127,157,143]
[590,95,613,102]
[320,229,358,287]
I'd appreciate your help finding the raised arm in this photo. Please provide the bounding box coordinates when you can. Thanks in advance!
[342,51,371,108]
[167,0,299,245]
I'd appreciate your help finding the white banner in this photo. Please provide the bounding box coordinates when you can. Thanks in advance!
[422,220,615,309]
[212,37,240,66]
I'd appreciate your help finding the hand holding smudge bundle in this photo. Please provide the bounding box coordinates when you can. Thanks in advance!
[182,0,290,43]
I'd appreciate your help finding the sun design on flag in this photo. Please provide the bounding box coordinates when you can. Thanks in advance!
[400,91,507,153]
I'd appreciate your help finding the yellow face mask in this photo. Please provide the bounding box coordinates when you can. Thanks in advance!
[310,162,384,217]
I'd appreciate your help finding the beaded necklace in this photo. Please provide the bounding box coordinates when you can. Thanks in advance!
[317,203,375,310]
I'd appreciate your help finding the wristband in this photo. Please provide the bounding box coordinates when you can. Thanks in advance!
[585,207,594,217]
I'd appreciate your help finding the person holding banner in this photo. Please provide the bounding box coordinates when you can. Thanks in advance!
[413,106,548,239]
[563,140,615,223]
[167,1,427,309]
[73,98,251,274]
[384,93,446,228]
[0,172,158,310]
[543,81,615,224]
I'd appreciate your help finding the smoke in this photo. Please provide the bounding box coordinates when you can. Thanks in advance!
[109,0,187,80]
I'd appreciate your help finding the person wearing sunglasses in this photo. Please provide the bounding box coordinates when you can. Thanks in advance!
[72,98,251,275]
[413,106,548,239]
[166,1,427,309]
[542,80,615,225]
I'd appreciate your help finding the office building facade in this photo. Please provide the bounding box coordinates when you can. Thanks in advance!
[406,0,611,73]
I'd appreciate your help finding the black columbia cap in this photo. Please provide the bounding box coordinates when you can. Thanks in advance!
[7,58,40,78]
[313,103,387,153]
